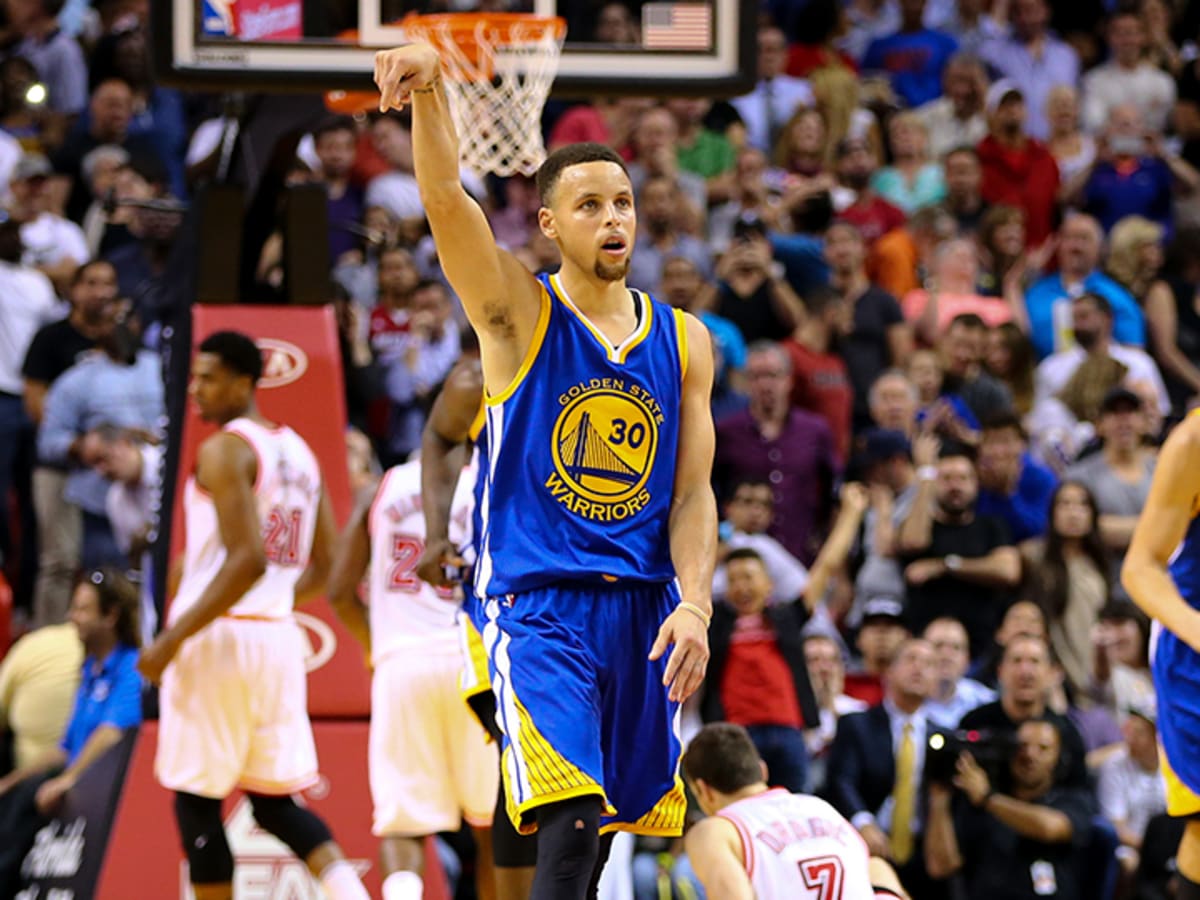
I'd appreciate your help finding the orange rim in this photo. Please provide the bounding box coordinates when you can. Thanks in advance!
[401,12,566,74]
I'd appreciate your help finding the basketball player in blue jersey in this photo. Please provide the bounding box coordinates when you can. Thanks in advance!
[375,43,718,899]
[417,349,541,899]
[1123,411,1200,900]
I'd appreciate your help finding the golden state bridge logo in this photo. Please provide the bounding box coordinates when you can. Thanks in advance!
[547,378,665,521]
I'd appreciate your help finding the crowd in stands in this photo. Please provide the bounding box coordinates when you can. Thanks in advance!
[2,0,1200,896]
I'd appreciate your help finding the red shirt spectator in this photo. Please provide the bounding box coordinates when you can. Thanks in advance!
[977,81,1060,247]
[839,196,908,247]
[781,285,854,462]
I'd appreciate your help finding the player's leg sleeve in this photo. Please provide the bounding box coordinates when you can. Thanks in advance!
[174,791,234,885]
[247,793,333,861]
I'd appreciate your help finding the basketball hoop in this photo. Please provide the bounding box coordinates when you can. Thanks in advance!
[400,13,566,178]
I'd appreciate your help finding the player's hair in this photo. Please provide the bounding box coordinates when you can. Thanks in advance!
[312,114,356,142]
[535,142,629,206]
[199,330,263,384]
[980,409,1026,441]
[682,723,764,794]
[71,258,115,287]
[0,220,23,263]
[725,547,767,568]
[1073,291,1113,319]
[80,566,141,648]
[947,312,987,332]
[803,284,843,317]
[938,441,977,463]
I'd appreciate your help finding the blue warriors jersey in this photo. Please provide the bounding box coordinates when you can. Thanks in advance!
[1154,410,1200,811]
[474,272,688,597]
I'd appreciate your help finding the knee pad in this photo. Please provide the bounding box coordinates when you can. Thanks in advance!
[492,785,538,868]
[247,793,333,861]
[535,797,601,882]
[174,792,233,885]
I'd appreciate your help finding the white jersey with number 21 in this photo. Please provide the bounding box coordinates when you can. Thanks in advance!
[718,789,878,899]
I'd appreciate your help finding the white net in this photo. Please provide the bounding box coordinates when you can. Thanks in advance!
[402,15,565,178]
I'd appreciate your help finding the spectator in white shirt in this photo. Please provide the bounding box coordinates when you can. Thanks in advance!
[731,24,815,154]
[1081,9,1176,136]
[713,479,809,604]
[922,616,996,728]
[1030,293,1169,457]
[6,153,89,294]
[916,52,989,160]
[1097,702,1166,876]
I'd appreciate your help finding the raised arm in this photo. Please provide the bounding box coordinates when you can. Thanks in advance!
[137,433,266,683]
[416,359,483,588]
[651,315,717,704]
[374,44,543,386]
[1121,415,1200,651]
[684,816,754,900]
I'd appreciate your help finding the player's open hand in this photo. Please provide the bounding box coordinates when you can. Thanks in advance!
[650,605,710,703]
[137,633,181,685]
[374,44,442,112]
[416,537,466,591]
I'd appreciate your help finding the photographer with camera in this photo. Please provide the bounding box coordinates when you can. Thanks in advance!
[960,633,1091,791]
[925,717,1097,898]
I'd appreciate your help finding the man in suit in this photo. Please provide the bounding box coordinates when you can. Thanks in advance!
[828,638,939,896]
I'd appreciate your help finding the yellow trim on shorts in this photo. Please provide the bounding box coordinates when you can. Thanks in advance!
[599,775,688,837]
[486,285,551,407]
[672,307,689,381]
[501,693,614,833]
[1162,746,1200,817]
[459,618,492,704]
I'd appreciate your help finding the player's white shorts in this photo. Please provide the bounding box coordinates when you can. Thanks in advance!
[156,617,318,798]
[370,646,499,837]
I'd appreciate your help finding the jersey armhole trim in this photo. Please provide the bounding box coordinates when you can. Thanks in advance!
[486,284,552,408]
[673,307,689,381]
[717,811,755,880]
[467,399,487,442]
[366,468,395,539]
[221,427,264,495]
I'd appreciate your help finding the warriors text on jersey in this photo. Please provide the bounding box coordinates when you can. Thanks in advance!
[171,417,321,623]
[717,789,878,899]
[474,272,688,597]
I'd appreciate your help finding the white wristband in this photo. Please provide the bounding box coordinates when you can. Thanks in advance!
[917,465,937,482]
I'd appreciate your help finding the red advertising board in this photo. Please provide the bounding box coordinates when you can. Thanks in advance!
[170,305,370,717]
[97,722,449,899]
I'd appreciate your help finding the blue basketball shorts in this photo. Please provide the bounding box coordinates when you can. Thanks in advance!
[1154,627,1200,816]
[480,580,686,836]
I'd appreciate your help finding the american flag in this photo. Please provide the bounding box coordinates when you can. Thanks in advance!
[642,3,712,50]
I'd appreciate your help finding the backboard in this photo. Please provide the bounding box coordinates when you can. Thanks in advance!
[154,0,756,97]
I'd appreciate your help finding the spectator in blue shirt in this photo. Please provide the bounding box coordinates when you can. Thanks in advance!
[0,566,143,896]
[862,0,959,108]
[1022,212,1145,359]
[38,301,164,570]
[975,411,1058,543]
[1064,104,1200,237]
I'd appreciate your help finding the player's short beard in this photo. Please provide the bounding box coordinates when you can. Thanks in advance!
[594,257,631,282]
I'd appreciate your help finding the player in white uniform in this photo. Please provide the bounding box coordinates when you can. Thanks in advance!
[138,331,368,900]
[328,454,499,900]
[683,723,910,900]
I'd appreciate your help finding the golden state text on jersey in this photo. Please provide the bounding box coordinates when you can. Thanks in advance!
[473,272,689,597]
